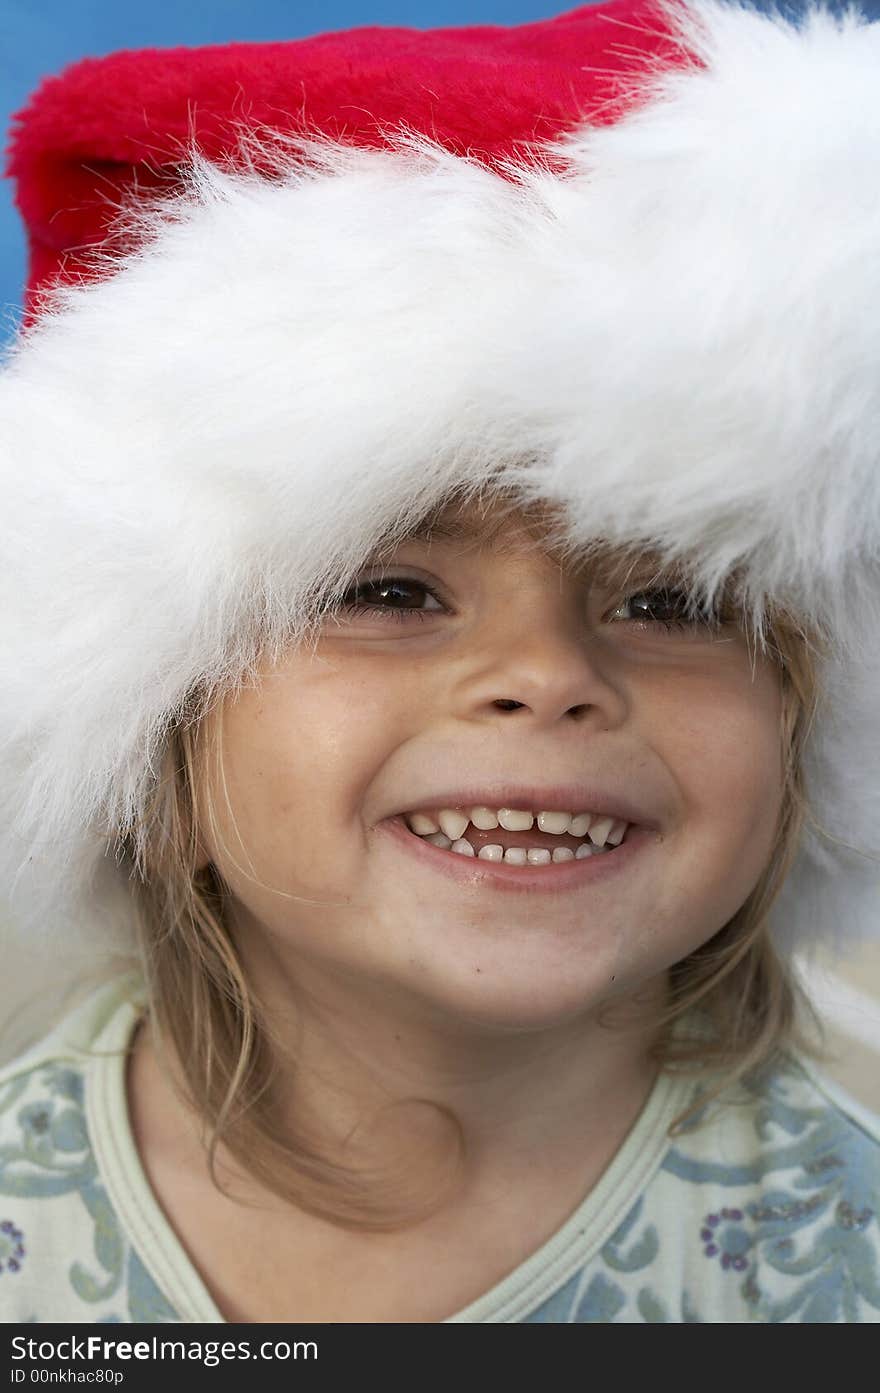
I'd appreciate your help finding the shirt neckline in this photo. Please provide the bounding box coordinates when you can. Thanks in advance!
[86,984,695,1324]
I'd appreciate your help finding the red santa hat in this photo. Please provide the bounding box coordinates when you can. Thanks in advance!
[1,0,879,1025]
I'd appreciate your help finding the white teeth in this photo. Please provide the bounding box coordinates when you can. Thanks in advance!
[438,808,469,841]
[405,804,631,865]
[406,806,629,842]
[587,815,615,847]
[425,831,452,849]
[418,835,610,866]
[607,818,628,846]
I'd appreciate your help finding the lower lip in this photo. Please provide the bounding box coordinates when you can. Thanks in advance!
[379,817,659,894]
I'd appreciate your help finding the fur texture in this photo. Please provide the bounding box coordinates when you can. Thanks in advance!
[1,0,879,1041]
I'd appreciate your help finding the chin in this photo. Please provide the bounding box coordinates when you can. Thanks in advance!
[412,964,638,1038]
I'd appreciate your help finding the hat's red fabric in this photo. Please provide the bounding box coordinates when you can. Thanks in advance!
[4,0,689,320]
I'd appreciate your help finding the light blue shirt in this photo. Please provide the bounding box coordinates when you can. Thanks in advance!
[1,977,879,1323]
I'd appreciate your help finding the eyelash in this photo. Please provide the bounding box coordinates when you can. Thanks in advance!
[339,575,720,634]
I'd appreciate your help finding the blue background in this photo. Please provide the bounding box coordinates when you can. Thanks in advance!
[1,1,876,344]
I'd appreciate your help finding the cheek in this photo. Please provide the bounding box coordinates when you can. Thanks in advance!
[663,660,785,892]
[609,662,786,982]
[203,664,412,876]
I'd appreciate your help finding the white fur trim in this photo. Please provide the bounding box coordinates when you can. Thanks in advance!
[1,0,879,1020]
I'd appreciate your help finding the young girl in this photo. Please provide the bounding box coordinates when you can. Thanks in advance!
[2,0,880,1324]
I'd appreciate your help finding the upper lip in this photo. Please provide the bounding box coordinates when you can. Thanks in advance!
[391,785,657,831]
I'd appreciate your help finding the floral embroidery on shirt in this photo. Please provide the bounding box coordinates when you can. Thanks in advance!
[0,1220,25,1274]
[660,1060,880,1322]
[518,1059,880,1323]
[0,1060,176,1321]
[700,1208,749,1270]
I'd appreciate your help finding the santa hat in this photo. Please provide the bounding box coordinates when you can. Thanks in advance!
[2,0,879,1031]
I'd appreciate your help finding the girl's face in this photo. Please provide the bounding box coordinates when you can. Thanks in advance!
[197,500,785,1034]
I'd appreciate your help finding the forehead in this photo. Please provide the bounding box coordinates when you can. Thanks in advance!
[396,496,567,556]
[388,497,666,585]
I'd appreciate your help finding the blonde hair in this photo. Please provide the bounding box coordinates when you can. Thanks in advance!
[122,492,843,1231]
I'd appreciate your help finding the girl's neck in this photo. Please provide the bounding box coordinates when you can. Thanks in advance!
[127,996,664,1322]
[233,933,667,1191]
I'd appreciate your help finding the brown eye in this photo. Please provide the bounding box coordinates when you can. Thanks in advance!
[340,575,446,622]
[611,587,719,635]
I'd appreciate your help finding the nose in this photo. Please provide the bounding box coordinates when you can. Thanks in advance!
[465,610,627,731]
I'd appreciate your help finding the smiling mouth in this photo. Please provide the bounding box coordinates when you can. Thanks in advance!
[381,814,653,894]
[398,808,631,866]
[390,816,633,871]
